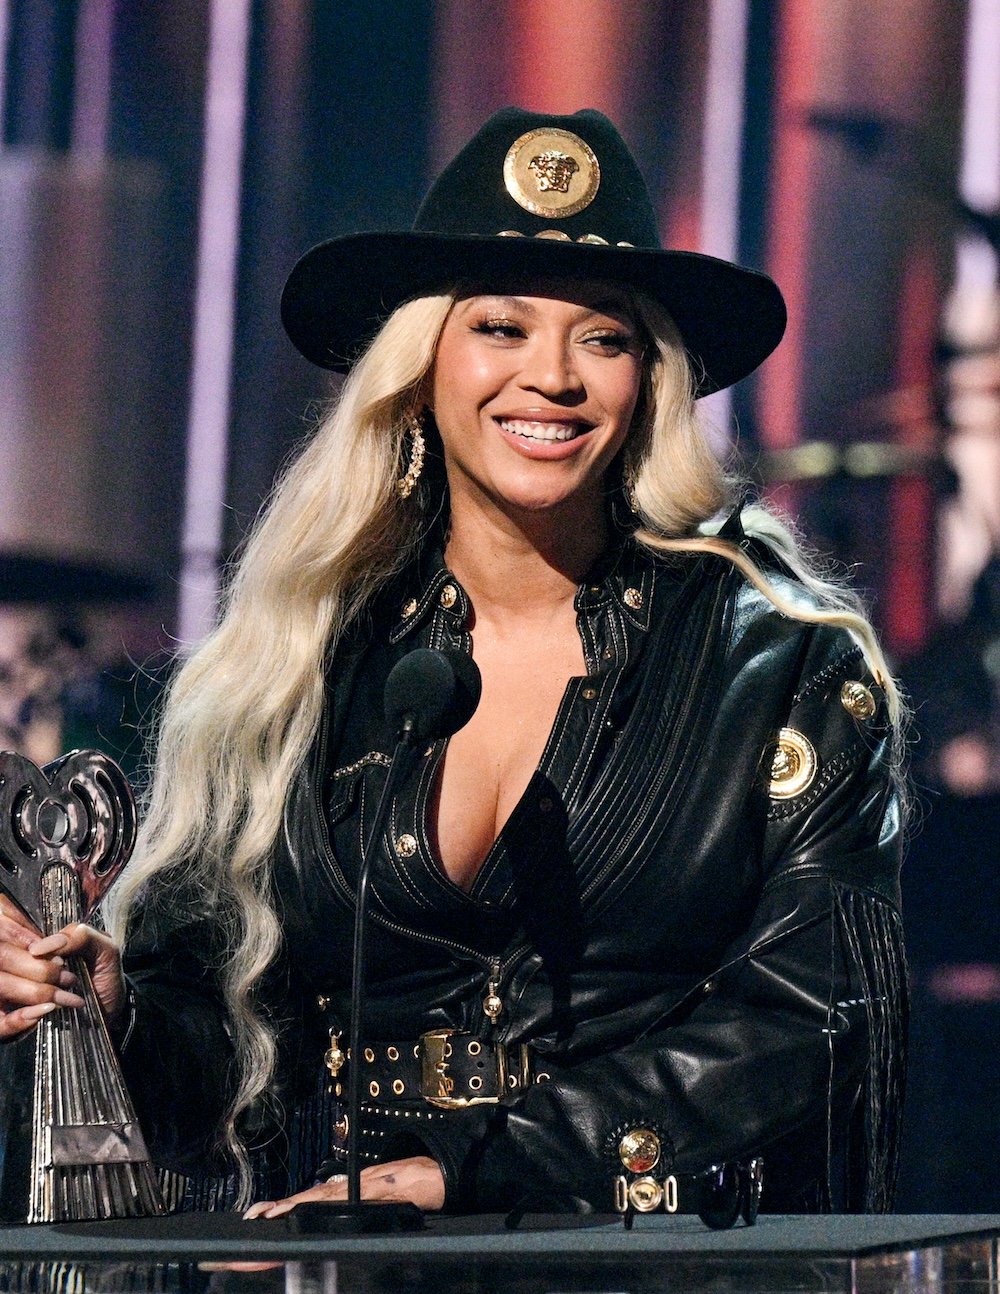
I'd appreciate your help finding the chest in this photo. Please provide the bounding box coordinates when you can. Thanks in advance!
[323,555,764,931]
[432,615,586,891]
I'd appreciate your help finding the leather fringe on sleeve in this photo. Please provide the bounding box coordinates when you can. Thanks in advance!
[288,1079,346,1189]
[833,887,908,1212]
[155,1145,285,1213]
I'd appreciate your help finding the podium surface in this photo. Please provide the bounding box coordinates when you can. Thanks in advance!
[1,1213,999,1292]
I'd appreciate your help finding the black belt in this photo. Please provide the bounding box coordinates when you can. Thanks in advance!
[338,1034,762,1231]
[352,1031,539,1106]
[614,1158,764,1229]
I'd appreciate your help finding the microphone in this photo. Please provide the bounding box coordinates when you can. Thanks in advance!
[306,648,481,1235]
[384,648,482,744]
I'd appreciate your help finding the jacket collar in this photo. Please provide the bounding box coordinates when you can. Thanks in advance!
[388,548,469,645]
[573,537,656,631]
[388,534,660,644]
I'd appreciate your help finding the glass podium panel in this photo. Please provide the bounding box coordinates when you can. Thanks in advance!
[1,1214,999,1294]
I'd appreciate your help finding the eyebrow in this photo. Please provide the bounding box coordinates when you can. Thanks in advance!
[470,295,540,317]
[465,294,635,324]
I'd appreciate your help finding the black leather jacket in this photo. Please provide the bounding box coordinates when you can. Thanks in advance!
[120,535,905,1214]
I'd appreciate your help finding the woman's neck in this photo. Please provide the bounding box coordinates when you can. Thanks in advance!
[443,491,609,623]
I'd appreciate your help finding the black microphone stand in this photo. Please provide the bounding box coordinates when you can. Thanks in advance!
[291,717,424,1234]
[343,715,422,1225]
[289,648,480,1235]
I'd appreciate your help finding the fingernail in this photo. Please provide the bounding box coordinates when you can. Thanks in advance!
[30,934,68,956]
[58,970,77,988]
[22,1002,57,1020]
[53,989,86,1008]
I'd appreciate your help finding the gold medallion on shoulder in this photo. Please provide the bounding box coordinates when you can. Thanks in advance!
[768,728,818,799]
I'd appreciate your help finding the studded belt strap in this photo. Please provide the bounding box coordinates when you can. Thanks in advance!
[350,1031,543,1107]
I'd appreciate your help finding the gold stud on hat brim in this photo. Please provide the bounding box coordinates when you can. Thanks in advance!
[503,128,601,219]
[497,230,611,245]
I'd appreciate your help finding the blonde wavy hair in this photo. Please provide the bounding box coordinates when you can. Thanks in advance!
[106,286,902,1204]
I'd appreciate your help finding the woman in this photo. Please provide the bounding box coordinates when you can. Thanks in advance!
[0,108,906,1221]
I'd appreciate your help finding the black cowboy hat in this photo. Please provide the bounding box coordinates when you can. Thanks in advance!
[281,107,786,395]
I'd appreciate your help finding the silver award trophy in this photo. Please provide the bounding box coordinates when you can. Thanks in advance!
[0,749,164,1222]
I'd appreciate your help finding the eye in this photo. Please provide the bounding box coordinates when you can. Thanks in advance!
[580,330,636,355]
[472,318,526,341]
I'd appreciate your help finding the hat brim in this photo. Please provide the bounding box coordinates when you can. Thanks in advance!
[280,231,786,396]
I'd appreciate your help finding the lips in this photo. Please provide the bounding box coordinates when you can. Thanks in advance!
[496,417,593,443]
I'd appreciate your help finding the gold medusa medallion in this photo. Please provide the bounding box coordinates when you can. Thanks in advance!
[840,679,877,721]
[503,128,601,218]
[618,1128,661,1174]
[768,728,818,799]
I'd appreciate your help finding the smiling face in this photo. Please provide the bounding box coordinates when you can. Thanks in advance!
[429,283,646,522]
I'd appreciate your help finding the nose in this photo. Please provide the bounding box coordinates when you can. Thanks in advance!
[517,330,585,403]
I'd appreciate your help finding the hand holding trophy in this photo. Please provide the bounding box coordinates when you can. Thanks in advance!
[0,749,163,1222]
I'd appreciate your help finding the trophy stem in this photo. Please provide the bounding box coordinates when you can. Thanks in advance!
[27,862,163,1222]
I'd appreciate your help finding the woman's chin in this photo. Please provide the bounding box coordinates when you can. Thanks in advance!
[469,463,606,516]
[491,484,599,519]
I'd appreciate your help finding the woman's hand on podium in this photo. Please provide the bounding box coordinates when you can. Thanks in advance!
[0,893,125,1039]
[243,1155,447,1218]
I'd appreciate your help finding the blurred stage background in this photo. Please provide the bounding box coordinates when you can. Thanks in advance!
[1,0,999,1212]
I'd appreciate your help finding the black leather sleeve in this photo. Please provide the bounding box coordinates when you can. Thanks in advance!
[118,895,236,1177]
[412,625,905,1213]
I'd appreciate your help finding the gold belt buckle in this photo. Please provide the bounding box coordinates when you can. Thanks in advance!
[419,1030,510,1107]
[420,1030,458,1105]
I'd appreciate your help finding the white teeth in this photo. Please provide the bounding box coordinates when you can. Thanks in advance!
[498,418,588,442]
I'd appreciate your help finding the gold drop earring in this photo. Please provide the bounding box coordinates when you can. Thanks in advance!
[397,413,426,499]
